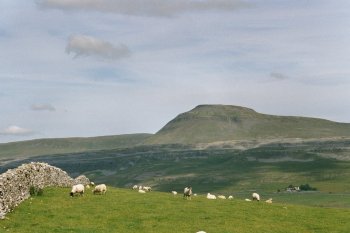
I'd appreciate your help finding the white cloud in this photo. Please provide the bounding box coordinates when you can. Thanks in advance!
[1,126,33,135]
[37,0,250,16]
[66,35,130,60]
[31,103,56,111]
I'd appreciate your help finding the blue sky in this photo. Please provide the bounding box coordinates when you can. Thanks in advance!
[1,0,350,142]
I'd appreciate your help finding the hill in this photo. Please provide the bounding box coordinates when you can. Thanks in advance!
[1,187,349,232]
[2,104,350,159]
[0,134,152,160]
[147,104,350,144]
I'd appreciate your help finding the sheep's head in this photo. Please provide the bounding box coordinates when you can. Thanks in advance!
[70,192,74,197]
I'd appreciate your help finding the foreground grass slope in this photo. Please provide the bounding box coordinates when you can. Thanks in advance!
[1,187,350,233]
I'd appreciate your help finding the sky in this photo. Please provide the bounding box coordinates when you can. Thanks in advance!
[1,0,350,143]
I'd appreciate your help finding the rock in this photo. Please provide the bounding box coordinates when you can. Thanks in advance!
[0,162,90,219]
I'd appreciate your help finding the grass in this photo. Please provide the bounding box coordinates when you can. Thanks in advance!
[1,187,350,233]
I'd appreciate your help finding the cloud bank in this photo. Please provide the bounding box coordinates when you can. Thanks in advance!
[66,35,130,60]
[31,103,56,111]
[37,0,249,16]
[1,126,33,135]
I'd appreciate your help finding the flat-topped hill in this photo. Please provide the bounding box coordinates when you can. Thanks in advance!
[146,105,350,144]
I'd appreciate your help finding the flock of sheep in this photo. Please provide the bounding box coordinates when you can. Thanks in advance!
[70,182,107,196]
[69,183,271,233]
[131,185,272,203]
[181,187,270,203]
[70,183,272,204]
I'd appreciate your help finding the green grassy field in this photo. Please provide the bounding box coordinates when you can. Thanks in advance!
[1,187,350,233]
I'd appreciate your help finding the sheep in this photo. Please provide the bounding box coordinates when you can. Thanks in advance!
[183,187,192,200]
[171,191,177,195]
[138,189,146,193]
[137,185,151,192]
[70,184,84,197]
[132,185,138,190]
[265,198,273,204]
[252,192,260,201]
[206,193,216,200]
[93,184,107,195]
[228,195,234,199]
[90,182,95,187]
[218,195,226,200]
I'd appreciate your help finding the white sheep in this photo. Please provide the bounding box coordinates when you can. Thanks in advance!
[228,195,234,199]
[93,184,107,195]
[70,184,84,197]
[90,182,95,187]
[132,185,138,190]
[265,198,273,204]
[143,186,152,192]
[171,191,178,195]
[206,193,216,200]
[183,187,192,200]
[252,192,260,201]
[218,195,226,199]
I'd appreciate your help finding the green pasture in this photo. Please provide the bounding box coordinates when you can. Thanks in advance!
[1,187,350,233]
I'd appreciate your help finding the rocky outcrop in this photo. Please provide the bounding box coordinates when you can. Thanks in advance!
[0,162,90,219]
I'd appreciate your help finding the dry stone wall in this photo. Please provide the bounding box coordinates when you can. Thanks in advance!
[0,162,90,219]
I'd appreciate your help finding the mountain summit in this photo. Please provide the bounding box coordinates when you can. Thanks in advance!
[147,104,350,144]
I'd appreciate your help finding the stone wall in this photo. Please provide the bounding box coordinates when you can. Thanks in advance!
[0,162,90,219]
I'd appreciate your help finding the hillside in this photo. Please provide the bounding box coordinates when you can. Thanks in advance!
[2,104,350,159]
[1,187,349,232]
[0,134,152,160]
[146,104,350,144]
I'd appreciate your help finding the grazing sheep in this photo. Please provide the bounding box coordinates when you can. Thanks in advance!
[132,185,138,190]
[90,182,95,187]
[245,198,252,202]
[172,191,178,195]
[93,184,107,195]
[183,187,192,200]
[143,186,152,192]
[228,195,234,199]
[206,193,216,200]
[70,184,85,197]
[218,195,226,200]
[265,198,273,204]
[138,189,146,193]
[252,192,260,201]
